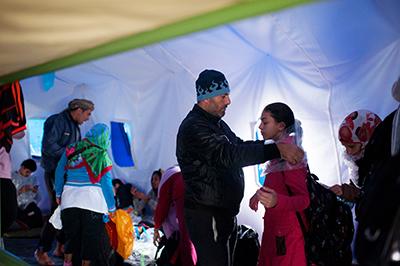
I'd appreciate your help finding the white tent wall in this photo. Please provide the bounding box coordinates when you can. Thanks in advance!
[10,0,400,236]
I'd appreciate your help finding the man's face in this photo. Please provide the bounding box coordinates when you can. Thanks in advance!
[19,167,32,177]
[205,93,231,118]
[74,108,92,125]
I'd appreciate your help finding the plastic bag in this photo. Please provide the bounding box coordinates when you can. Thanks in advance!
[106,209,135,259]
[49,206,62,229]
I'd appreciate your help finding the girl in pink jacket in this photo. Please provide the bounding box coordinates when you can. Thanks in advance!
[250,102,309,266]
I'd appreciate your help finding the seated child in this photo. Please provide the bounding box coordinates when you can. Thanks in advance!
[131,169,162,224]
[11,159,43,229]
[112,178,133,210]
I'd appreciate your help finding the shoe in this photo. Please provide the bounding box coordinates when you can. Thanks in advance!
[34,249,55,265]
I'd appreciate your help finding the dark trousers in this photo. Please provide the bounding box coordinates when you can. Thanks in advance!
[17,202,43,229]
[37,170,65,252]
[184,208,237,266]
[1,178,17,235]
[61,208,108,262]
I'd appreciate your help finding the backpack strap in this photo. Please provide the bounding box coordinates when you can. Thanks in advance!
[282,169,309,237]
[285,183,308,236]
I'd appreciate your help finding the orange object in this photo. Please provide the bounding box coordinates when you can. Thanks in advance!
[106,209,135,259]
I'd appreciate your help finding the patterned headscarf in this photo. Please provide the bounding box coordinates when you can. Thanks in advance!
[65,123,112,183]
[338,110,382,160]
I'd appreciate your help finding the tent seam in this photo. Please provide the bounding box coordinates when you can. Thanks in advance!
[273,14,342,184]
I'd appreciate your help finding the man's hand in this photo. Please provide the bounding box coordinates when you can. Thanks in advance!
[276,143,304,165]
[257,187,277,208]
[330,184,343,196]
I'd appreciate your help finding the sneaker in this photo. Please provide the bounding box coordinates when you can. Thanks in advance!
[34,249,55,265]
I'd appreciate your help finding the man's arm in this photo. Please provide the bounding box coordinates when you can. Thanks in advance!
[221,121,304,165]
[182,122,275,168]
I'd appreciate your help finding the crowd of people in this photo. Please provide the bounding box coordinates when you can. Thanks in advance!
[0,69,399,266]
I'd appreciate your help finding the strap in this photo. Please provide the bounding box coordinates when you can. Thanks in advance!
[285,183,308,236]
[282,170,308,237]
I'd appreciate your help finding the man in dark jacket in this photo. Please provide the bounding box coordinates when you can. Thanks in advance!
[176,69,303,266]
[355,76,400,265]
[35,98,94,265]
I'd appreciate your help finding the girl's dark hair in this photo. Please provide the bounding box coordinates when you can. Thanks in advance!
[112,178,123,187]
[263,102,295,129]
[152,169,162,179]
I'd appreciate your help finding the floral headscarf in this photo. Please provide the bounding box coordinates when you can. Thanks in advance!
[338,110,382,160]
[65,123,112,183]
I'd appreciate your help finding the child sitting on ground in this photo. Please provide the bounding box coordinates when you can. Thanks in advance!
[11,159,43,229]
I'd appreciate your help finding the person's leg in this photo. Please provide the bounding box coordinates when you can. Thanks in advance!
[43,170,57,210]
[15,206,30,229]
[227,217,238,266]
[61,208,81,265]
[35,171,57,265]
[184,208,236,266]
[1,178,17,235]
[81,209,104,263]
[23,202,43,228]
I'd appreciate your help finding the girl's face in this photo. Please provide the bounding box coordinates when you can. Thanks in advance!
[151,174,161,190]
[340,141,362,157]
[259,111,285,141]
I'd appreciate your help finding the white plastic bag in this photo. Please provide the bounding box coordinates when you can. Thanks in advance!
[49,206,62,229]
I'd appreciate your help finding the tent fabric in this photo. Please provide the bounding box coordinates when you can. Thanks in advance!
[0,0,313,84]
[9,0,400,238]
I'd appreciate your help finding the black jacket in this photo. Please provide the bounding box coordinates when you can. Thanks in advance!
[357,110,395,188]
[176,104,280,216]
[41,110,81,172]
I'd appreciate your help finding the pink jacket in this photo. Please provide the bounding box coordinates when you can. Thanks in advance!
[154,168,197,266]
[258,167,309,266]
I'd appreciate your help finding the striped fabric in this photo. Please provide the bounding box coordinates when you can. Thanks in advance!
[0,81,26,152]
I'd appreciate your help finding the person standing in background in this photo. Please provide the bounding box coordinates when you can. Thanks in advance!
[34,98,94,265]
[153,165,197,266]
[0,80,26,240]
[55,123,115,266]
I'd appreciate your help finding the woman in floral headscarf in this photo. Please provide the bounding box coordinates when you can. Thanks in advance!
[55,123,115,266]
[330,110,382,202]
